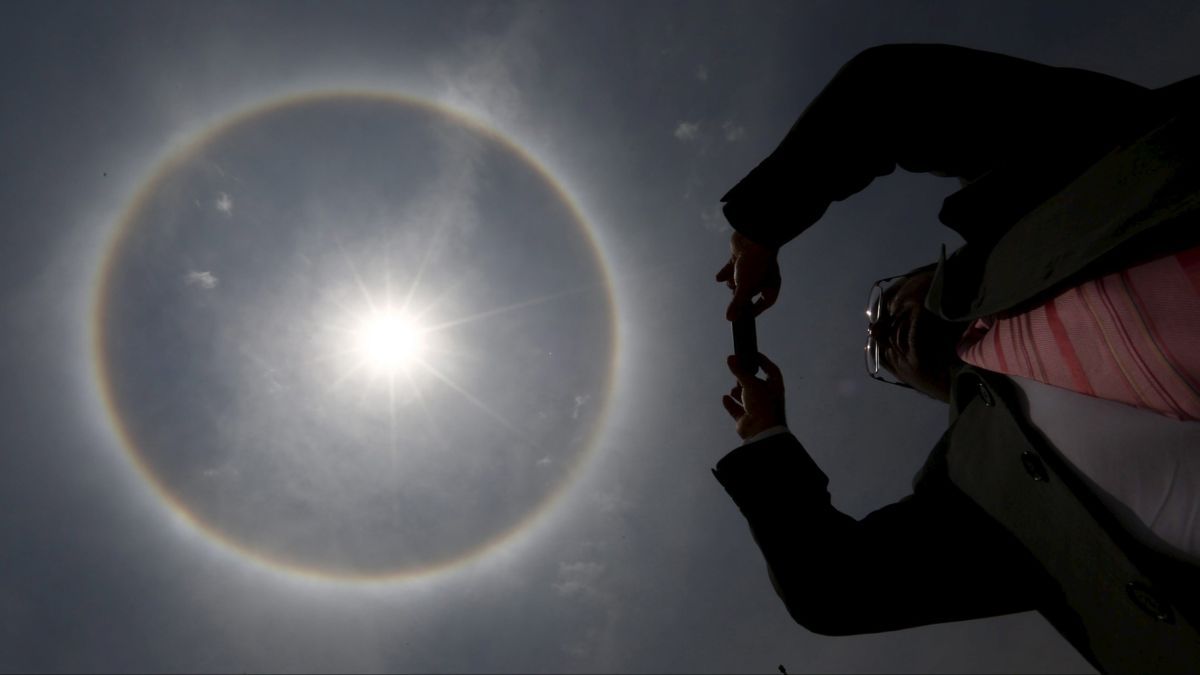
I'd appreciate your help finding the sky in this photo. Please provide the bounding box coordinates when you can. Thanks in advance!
[2,1,1199,672]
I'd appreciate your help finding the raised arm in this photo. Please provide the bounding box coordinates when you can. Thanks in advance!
[722,43,1153,250]
[713,432,1049,634]
[717,352,1050,632]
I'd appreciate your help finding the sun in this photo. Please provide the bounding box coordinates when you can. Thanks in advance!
[353,309,427,373]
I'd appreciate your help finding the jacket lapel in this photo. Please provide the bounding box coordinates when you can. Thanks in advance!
[927,109,1200,322]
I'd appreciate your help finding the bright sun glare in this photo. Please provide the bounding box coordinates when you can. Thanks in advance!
[354,310,427,373]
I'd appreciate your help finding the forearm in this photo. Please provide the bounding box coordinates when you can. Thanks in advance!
[722,43,1151,249]
[714,432,1044,635]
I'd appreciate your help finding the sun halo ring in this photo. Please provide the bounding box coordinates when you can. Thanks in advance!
[89,89,619,585]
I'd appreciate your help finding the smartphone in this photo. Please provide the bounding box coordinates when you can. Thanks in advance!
[732,317,759,373]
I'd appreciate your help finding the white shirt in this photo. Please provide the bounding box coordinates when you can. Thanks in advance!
[1008,374,1200,563]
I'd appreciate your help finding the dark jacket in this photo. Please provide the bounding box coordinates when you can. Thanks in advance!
[714,44,1200,673]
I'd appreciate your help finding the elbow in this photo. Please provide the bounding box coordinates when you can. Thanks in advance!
[769,567,862,637]
[781,596,861,637]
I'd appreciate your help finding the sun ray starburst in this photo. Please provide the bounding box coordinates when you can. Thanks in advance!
[308,234,597,447]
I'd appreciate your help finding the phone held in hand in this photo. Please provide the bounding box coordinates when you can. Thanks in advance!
[733,317,758,373]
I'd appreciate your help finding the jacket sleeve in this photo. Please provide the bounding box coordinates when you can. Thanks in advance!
[722,43,1153,250]
[713,431,1050,635]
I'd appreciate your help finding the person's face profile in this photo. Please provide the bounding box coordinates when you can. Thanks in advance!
[878,269,959,402]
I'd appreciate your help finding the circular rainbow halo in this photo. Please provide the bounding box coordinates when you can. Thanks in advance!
[91,91,619,582]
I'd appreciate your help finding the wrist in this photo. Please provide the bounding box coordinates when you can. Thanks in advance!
[731,230,775,255]
[723,201,790,251]
[742,424,790,445]
[739,413,787,440]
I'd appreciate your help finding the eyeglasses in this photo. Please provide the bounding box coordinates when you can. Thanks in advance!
[865,275,915,390]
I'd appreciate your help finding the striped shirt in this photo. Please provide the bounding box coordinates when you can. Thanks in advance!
[957,245,1200,421]
[957,244,1200,558]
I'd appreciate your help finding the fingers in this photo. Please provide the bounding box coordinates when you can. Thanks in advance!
[715,259,734,283]
[726,284,756,321]
[751,285,780,317]
[728,272,779,320]
[721,395,744,420]
[757,352,783,385]
[730,352,783,391]
[726,354,753,383]
[725,298,741,322]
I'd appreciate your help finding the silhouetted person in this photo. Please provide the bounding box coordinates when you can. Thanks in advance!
[712,44,1200,673]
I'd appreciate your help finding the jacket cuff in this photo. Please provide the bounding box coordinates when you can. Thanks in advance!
[721,192,807,251]
[742,425,790,446]
[712,432,831,516]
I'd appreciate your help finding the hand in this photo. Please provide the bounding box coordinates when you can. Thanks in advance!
[715,231,781,321]
[722,352,786,440]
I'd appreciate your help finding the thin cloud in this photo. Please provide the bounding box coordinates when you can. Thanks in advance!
[432,3,543,129]
[562,627,604,659]
[700,207,731,234]
[215,192,233,214]
[553,560,606,599]
[722,121,746,141]
[553,547,620,664]
[184,270,218,289]
[202,464,239,480]
[694,65,709,81]
[571,394,590,420]
[673,121,700,141]
[595,488,631,515]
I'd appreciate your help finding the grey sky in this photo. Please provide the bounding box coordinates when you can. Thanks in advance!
[2,1,1199,672]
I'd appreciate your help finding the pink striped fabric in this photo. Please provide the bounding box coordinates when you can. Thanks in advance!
[956,244,1200,421]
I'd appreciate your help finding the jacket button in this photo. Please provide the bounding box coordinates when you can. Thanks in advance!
[1021,451,1049,482]
[1126,582,1175,624]
[976,381,994,407]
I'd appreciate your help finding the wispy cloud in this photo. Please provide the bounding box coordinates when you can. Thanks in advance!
[595,487,632,515]
[700,207,730,234]
[184,270,218,289]
[553,547,620,663]
[553,560,606,599]
[722,121,746,141]
[694,65,709,82]
[562,627,605,660]
[673,121,700,141]
[215,192,233,214]
[420,5,546,252]
[432,4,543,130]
[571,394,590,420]
[202,464,239,481]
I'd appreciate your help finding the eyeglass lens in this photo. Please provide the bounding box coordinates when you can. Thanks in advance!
[865,283,885,374]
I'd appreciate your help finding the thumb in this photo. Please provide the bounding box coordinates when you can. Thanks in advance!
[727,285,756,321]
[715,260,734,282]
